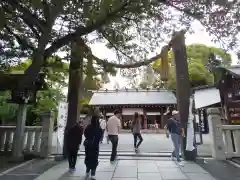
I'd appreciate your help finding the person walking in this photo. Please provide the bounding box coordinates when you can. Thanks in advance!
[131,112,143,152]
[164,110,185,166]
[84,115,102,180]
[66,120,83,172]
[107,110,121,163]
[99,115,107,144]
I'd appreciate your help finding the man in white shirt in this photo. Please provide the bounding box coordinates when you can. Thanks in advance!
[106,110,121,163]
[99,115,106,143]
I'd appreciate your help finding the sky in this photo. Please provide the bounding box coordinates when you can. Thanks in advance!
[88,20,239,90]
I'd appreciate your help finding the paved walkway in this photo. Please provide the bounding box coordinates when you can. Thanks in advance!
[3,158,215,180]
[52,133,212,156]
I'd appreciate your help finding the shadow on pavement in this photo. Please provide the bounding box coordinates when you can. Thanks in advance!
[196,158,240,180]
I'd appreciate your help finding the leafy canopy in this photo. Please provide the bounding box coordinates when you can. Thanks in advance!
[150,44,232,89]
[0,0,239,74]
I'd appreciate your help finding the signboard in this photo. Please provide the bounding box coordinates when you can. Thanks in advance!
[57,101,68,149]
[186,97,195,151]
[228,107,240,124]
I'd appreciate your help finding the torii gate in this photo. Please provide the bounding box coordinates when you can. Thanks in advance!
[64,30,194,160]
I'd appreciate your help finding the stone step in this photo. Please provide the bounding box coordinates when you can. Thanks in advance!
[79,151,172,157]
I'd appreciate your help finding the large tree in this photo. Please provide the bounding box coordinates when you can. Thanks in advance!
[0,0,239,86]
[146,44,232,89]
[1,0,238,159]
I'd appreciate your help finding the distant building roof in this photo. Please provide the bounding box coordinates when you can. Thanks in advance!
[215,65,240,81]
[227,65,240,77]
[88,89,177,106]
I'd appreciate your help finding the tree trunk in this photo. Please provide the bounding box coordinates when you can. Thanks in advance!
[63,40,84,158]
[171,31,191,160]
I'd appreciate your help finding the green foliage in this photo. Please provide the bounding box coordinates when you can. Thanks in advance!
[151,44,231,89]
[0,92,18,124]
[0,0,239,71]
[0,58,68,125]
[186,44,232,66]
[0,56,104,125]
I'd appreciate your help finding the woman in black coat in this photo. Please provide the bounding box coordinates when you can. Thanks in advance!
[84,115,102,180]
[66,121,83,172]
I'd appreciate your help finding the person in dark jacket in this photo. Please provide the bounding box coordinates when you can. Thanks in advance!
[66,120,83,172]
[131,112,143,152]
[84,115,102,180]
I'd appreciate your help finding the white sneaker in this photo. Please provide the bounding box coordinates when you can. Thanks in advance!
[171,156,175,161]
[110,161,115,164]
[85,172,90,177]
[177,161,184,166]
[91,175,96,179]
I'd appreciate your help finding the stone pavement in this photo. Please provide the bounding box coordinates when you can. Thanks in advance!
[196,158,240,180]
[34,157,216,180]
[52,133,212,156]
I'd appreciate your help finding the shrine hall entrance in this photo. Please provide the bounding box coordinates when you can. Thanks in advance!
[85,88,213,155]
[89,89,177,131]
[87,89,177,154]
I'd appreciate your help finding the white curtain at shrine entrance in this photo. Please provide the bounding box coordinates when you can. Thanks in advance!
[122,108,144,115]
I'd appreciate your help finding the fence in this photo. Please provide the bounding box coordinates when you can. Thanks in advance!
[0,126,43,155]
[222,125,240,158]
[208,108,240,160]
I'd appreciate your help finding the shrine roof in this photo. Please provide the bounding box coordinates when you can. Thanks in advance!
[215,65,240,79]
[192,84,216,91]
[88,89,177,106]
[227,65,240,77]
[194,86,221,109]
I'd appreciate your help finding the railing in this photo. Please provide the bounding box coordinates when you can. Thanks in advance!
[222,125,240,158]
[0,126,42,155]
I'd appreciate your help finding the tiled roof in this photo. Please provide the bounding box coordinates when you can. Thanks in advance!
[194,87,221,109]
[227,65,240,77]
[89,89,177,106]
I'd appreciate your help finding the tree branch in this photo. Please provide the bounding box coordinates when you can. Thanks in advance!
[2,5,40,39]
[91,29,187,69]
[160,0,204,20]
[98,28,133,61]
[44,0,130,58]
[4,25,35,51]
[4,0,46,33]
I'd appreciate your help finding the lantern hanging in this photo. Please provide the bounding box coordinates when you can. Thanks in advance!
[101,72,110,84]
[160,45,170,82]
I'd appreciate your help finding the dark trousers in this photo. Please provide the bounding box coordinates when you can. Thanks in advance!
[108,135,118,161]
[68,150,78,169]
[133,133,143,148]
[86,167,96,176]
[85,146,99,176]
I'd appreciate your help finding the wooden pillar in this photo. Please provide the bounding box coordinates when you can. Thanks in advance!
[171,30,191,160]
[160,107,164,129]
[143,109,147,129]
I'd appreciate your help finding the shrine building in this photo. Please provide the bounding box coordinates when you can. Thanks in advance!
[88,88,177,129]
[215,65,240,125]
